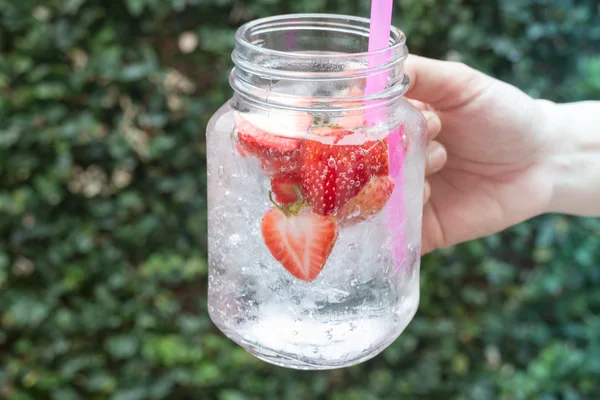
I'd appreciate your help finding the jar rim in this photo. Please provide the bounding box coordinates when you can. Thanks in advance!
[235,13,407,60]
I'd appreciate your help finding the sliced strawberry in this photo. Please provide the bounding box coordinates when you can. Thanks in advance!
[235,112,302,154]
[300,129,390,216]
[271,174,303,205]
[233,111,312,176]
[338,175,395,222]
[260,156,300,175]
[261,206,338,282]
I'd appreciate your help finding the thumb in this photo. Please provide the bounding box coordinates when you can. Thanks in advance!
[404,55,488,110]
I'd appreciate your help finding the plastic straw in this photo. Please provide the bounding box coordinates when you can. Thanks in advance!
[366,0,407,273]
[365,0,394,101]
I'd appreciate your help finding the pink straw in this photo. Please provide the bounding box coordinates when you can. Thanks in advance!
[365,0,394,100]
[365,0,407,273]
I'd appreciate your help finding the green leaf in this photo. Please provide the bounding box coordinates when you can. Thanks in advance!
[112,388,147,400]
[105,335,139,359]
[125,0,145,17]
[121,63,150,81]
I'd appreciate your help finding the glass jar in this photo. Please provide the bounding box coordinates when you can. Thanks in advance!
[206,14,426,370]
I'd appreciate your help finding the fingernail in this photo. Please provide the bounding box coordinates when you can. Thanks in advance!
[422,111,442,139]
[422,110,440,123]
[427,143,446,170]
[423,181,431,203]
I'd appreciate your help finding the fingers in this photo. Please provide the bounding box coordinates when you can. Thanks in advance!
[422,111,442,141]
[422,107,445,206]
[423,107,445,175]
[407,98,442,141]
[423,141,446,205]
[406,98,433,113]
[424,141,446,207]
[425,141,447,176]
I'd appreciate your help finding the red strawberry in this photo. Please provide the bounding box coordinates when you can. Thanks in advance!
[271,174,303,205]
[338,175,395,222]
[236,116,301,155]
[261,206,338,282]
[233,112,310,175]
[300,133,390,216]
[260,157,300,175]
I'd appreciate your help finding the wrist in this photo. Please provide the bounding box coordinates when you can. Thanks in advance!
[539,99,600,216]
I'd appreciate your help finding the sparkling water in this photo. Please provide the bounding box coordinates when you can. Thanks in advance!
[206,104,424,369]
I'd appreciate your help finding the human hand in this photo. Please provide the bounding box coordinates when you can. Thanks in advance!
[406,55,558,254]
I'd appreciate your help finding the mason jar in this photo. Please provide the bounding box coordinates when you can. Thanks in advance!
[206,14,427,370]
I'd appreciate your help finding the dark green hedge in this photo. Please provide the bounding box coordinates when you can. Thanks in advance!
[1,1,599,399]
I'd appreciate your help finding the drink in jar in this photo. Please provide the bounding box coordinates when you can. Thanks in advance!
[206,14,426,370]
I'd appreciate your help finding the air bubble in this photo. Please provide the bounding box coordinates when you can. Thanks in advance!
[328,158,336,167]
[229,234,242,246]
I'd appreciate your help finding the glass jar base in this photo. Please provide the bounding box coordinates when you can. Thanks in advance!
[209,295,419,370]
[243,331,401,370]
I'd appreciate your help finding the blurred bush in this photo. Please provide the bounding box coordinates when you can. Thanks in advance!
[1,0,599,399]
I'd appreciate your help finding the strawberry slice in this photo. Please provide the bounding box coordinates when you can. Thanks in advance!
[271,174,303,205]
[300,130,390,216]
[261,206,339,282]
[260,157,300,176]
[233,111,311,175]
[234,112,302,155]
[338,175,395,222]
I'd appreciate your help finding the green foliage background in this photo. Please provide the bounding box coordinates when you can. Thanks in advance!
[1,0,600,399]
